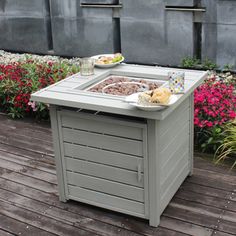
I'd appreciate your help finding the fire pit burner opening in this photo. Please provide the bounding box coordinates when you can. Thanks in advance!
[87,75,166,96]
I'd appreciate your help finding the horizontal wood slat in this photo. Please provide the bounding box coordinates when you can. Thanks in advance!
[161,137,189,181]
[159,98,189,134]
[65,157,144,187]
[159,106,190,148]
[67,172,144,202]
[61,113,144,140]
[62,128,143,156]
[160,123,189,165]
[68,185,146,218]
[161,150,189,194]
[64,142,144,171]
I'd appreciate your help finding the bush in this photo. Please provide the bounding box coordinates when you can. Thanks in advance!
[0,60,79,119]
[181,57,219,71]
[215,120,236,168]
[194,73,236,153]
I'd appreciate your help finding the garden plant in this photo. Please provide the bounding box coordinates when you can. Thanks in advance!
[0,52,79,119]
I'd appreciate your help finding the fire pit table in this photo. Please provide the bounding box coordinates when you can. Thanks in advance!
[31,64,207,227]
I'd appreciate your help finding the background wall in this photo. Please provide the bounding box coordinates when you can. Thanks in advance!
[0,0,235,69]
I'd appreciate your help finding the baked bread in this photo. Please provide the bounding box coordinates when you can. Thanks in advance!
[138,87,171,105]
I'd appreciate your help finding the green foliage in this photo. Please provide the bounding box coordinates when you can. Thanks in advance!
[195,126,224,153]
[202,58,219,70]
[215,120,236,169]
[0,60,80,120]
[222,63,234,72]
[181,57,200,69]
[181,56,219,71]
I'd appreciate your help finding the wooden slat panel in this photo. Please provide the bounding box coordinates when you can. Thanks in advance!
[67,172,144,202]
[62,128,143,156]
[159,106,189,149]
[161,151,189,198]
[64,143,144,171]
[161,136,189,181]
[159,98,189,134]
[65,157,144,187]
[161,164,189,214]
[160,123,189,165]
[68,185,145,218]
[61,113,144,140]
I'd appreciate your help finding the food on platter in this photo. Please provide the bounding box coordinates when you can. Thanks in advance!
[138,88,172,105]
[96,53,123,65]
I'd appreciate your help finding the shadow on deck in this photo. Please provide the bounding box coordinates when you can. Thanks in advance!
[0,114,235,236]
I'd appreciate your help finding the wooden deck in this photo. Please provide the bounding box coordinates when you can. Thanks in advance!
[0,113,235,236]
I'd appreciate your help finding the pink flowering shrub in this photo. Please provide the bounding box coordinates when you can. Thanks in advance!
[194,74,236,152]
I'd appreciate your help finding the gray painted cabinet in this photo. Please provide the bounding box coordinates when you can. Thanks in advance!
[31,64,207,226]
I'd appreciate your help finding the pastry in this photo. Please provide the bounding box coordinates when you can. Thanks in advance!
[138,87,171,105]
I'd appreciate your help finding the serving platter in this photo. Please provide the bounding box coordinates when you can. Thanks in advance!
[125,92,178,111]
[91,54,124,68]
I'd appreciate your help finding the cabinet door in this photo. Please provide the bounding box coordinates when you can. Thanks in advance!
[58,110,149,219]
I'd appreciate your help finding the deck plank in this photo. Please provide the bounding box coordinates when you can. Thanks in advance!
[0,114,235,236]
[0,213,57,236]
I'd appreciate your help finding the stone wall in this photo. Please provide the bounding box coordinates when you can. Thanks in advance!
[202,0,236,68]
[0,0,52,54]
[0,0,235,69]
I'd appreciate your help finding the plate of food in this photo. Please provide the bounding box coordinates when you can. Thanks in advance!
[125,87,178,111]
[92,53,124,68]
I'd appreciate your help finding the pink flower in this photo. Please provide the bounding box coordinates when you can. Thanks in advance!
[28,101,37,112]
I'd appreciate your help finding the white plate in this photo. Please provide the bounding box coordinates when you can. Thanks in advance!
[125,93,178,111]
[91,54,124,68]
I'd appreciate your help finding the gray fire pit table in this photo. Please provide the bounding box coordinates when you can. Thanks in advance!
[31,64,207,227]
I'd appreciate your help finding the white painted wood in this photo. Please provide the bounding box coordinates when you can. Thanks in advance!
[67,172,144,202]
[68,185,146,218]
[161,137,189,182]
[31,64,208,121]
[147,119,160,227]
[159,107,190,153]
[65,157,144,187]
[60,112,144,140]
[161,150,189,193]
[64,143,144,172]
[62,128,143,157]
[49,106,67,202]
[160,123,189,167]
[189,93,194,176]
[160,163,189,213]
[142,126,149,217]
[159,98,189,135]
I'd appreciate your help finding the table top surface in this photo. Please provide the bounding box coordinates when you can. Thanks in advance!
[31,64,208,120]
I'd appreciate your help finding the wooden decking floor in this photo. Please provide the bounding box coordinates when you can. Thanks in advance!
[0,114,235,236]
